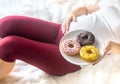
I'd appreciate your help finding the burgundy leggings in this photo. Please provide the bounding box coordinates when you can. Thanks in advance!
[0,16,80,76]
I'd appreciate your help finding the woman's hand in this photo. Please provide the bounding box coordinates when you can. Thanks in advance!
[61,7,87,34]
[104,41,120,55]
[61,4,99,34]
[61,13,77,34]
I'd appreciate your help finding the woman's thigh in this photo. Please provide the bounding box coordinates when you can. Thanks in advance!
[0,16,62,44]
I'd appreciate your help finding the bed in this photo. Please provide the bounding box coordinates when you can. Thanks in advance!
[0,0,120,84]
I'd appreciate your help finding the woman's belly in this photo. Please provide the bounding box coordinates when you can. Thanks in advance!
[96,4,120,42]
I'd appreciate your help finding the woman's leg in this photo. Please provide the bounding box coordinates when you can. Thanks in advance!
[0,16,80,75]
[0,36,80,75]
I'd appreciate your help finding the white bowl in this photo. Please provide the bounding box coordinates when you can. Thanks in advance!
[59,30,104,66]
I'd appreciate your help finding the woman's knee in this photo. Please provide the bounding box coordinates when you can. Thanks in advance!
[0,16,19,37]
[0,16,24,22]
[0,16,20,26]
[0,36,20,62]
[0,36,21,51]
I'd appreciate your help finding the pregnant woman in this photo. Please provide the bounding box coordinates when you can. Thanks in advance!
[0,0,120,78]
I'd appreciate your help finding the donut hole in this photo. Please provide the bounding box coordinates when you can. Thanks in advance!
[82,35,88,40]
[86,50,92,54]
[68,44,74,48]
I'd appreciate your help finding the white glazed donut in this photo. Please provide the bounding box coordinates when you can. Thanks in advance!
[61,39,81,56]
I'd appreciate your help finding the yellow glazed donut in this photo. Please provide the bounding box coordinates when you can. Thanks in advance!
[80,45,99,62]
[0,59,15,79]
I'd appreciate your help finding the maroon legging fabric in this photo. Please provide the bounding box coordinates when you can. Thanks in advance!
[0,16,80,76]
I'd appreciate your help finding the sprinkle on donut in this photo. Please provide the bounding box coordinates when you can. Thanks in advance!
[61,39,81,56]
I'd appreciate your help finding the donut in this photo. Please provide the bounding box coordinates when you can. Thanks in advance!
[76,31,95,46]
[61,39,81,56]
[80,45,99,62]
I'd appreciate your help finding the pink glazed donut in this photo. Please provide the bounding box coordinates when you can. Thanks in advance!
[61,39,81,56]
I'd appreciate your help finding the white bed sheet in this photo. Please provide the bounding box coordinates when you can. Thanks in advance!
[1,0,120,84]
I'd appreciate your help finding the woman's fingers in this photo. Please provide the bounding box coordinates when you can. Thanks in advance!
[103,41,120,55]
[72,15,77,22]
[65,18,72,31]
[103,41,111,55]
[61,15,77,34]
[61,21,66,34]
[61,18,71,34]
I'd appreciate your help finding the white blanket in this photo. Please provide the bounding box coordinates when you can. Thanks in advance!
[1,0,120,84]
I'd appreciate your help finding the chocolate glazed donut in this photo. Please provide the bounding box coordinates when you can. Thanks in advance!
[76,31,95,46]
